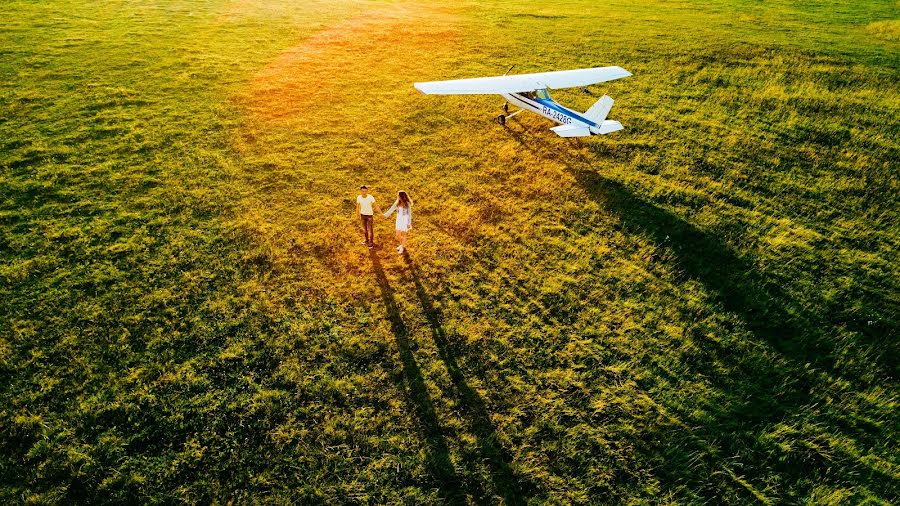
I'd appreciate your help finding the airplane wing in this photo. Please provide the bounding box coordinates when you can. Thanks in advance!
[414,66,631,95]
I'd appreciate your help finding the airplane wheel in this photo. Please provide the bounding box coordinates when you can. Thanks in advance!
[496,114,506,125]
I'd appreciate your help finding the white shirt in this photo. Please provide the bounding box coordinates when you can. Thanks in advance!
[356,194,376,215]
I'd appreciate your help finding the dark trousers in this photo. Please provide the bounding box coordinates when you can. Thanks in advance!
[361,214,374,244]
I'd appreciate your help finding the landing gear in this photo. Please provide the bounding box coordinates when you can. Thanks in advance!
[496,109,523,125]
[503,102,509,114]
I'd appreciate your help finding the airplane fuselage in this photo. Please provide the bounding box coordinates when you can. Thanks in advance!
[502,91,597,130]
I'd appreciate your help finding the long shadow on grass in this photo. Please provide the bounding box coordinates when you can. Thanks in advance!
[403,255,533,504]
[509,128,888,388]
[570,170,898,500]
[505,128,895,500]
[368,250,469,504]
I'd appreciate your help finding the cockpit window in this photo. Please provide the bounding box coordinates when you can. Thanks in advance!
[535,89,550,100]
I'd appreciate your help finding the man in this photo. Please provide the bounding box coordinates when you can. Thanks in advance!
[356,185,381,248]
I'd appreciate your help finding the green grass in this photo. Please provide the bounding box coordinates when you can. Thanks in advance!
[1,0,898,503]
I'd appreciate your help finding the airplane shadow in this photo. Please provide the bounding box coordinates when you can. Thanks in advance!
[507,127,894,387]
[503,128,896,500]
[570,170,897,500]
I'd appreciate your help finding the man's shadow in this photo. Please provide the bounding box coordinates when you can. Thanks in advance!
[404,255,533,504]
[368,250,468,503]
[368,249,531,504]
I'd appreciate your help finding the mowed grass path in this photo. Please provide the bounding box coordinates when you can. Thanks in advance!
[1,0,898,503]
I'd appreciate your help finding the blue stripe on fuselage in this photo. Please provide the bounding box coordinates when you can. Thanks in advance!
[535,98,597,127]
[508,93,598,128]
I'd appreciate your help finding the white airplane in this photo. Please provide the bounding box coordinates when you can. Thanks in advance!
[414,66,632,137]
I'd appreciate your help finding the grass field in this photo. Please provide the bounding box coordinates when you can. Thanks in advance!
[1,0,898,503]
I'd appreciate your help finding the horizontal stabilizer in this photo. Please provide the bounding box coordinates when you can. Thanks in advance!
[551,124,592,138]
[597,120,623,134]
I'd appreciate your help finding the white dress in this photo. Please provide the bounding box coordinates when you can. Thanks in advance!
[384,201,412,232]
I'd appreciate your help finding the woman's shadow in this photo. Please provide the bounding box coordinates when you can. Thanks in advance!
[368,249,532,504]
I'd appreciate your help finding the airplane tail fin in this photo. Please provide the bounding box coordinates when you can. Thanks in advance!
[583,95,614,124]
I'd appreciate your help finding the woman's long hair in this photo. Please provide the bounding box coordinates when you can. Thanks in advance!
[397,190,411,208]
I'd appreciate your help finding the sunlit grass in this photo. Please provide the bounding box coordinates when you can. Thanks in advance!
[1,0,898,503]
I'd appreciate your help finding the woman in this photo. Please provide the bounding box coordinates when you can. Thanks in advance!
[383,190,412,254]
